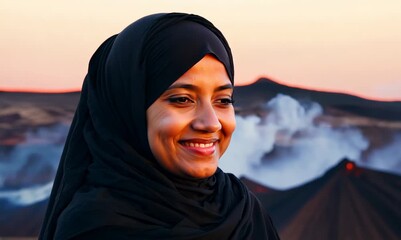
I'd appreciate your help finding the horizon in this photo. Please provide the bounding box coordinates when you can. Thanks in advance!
[1,77,401,102]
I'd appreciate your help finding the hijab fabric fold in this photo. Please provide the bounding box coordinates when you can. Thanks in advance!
[39,13,279,240]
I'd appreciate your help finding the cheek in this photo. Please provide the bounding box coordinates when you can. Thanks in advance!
[220,110,236,149]
[147,110,185,144]
[156,117,181,139]
[222,110,236,135]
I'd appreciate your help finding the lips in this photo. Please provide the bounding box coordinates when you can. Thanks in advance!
[179,139,218,156]
[182,142,214,148]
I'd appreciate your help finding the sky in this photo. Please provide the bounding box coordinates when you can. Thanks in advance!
[1,0,400,100]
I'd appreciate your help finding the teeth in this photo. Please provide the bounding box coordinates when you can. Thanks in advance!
[184,142,214,148]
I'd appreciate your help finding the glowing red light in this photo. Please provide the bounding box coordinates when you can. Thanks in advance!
[345,162,355,171]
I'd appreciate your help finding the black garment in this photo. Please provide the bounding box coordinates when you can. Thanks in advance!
[39,13,279,240]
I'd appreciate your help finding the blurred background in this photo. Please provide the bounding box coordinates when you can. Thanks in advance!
[1,1,400,239]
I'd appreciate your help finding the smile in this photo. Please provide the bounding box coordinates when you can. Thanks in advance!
[179,139,218,156]
[182,142,214,148]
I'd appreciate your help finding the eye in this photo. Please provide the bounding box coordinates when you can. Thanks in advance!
[217,97,234,106]
[168,96,194,104]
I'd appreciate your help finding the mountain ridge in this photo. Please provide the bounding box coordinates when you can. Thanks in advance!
[234,78,401,121]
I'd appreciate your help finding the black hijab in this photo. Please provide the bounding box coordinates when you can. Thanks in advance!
[39,13,279,240]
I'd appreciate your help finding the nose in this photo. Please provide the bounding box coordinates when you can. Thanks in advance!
[191,103,222,132]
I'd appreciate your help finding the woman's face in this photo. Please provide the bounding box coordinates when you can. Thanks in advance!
[147,55,236,179]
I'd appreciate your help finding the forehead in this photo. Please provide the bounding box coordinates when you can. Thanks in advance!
[187,54,227,71]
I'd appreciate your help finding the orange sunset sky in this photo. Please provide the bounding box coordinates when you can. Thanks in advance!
[1,0,400,100]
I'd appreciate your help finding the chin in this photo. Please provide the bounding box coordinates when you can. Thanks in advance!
[185,166,218,179]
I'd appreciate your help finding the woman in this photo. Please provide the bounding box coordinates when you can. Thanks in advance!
[39,13,280,239]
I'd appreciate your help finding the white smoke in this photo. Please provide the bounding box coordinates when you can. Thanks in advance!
[0,181,53,205]
[220,94,370,189]
[0,124,67,205]
[363,134,401,175]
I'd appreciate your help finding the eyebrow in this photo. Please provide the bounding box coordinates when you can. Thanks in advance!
[167,83,233,92]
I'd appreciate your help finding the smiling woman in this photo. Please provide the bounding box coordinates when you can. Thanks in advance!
[39,13,280,239]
